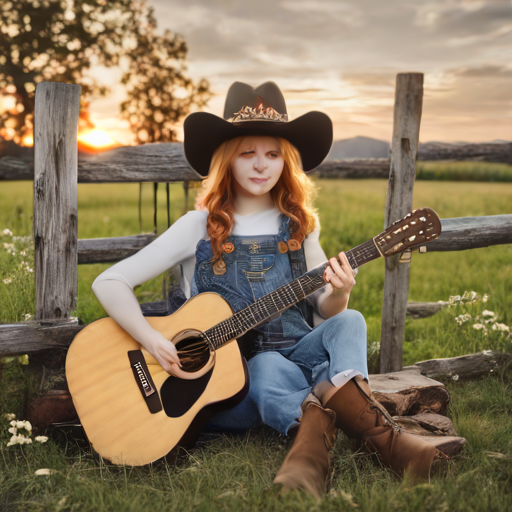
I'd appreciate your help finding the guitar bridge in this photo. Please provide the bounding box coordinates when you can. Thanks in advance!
[128,350,163,414]
[133,361,155,397]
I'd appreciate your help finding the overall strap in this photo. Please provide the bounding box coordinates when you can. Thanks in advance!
[282,216,315,328]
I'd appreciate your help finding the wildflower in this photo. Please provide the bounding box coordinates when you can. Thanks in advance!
[455,313,472,326]
[20,250,27,256]
[1,228,13,236]
[8,427,17,434]
[18,354,29,365]
[35,436,48,443]
[23,313,33,321]
[7,434,32,446]
[483,294,489,303]
[5,413,16,421]
[473,323,486,330]
[2,278,12,285]
[482,310,497,318]
[452,374,459,381]
[492,323,510,332]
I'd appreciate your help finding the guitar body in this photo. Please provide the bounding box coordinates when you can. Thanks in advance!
[65,292,248,466]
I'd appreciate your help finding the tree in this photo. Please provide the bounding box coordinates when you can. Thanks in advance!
[0,0,210,145]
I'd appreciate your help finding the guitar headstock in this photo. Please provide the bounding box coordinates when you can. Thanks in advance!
[374,207,441,257]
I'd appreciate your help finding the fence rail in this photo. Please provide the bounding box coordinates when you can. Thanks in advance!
[2,141,511,182]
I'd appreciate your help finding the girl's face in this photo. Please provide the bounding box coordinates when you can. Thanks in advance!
[230,136,284,199]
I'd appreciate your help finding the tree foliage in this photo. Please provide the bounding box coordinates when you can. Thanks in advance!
[0,0,210,145]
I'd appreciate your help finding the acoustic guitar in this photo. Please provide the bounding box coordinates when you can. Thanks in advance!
[66,207,441,466]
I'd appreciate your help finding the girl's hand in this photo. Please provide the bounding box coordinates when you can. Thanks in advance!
[324,252,356,296]
[145,332,182,374]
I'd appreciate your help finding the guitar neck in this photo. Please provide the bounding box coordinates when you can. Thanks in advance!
[203,238,381,350]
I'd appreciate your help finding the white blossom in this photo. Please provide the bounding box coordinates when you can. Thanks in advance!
[5,413,16,420]
[482,310,496,318]
[2,278,12,285]
[23,313,33,321]
[455,313,472,325]
[492,323,510,332]
[35,435,48,443]
[452,374,459,381]
[1,228,13,236]
[35,468,56,476]
[473,323,486,330]
[8,427,17,434]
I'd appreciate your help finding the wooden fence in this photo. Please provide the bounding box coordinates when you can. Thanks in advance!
[1,76,511,373]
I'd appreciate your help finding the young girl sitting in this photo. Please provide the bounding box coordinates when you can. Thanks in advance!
[92,81,437,498]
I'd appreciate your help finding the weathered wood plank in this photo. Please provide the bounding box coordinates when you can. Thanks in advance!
[380,73,424,373]
[76,143,201,182]
[369,367,450,416]
[3,141,511,182]
[409,351,512,381]
[78,234,156,264]
[0,319,84,357]
[424,215,512,252]
[312,158,390,179]
[34,82,81,320]
[418,141,512,165]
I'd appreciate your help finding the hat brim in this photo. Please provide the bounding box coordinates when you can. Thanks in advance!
[183,111,333,177]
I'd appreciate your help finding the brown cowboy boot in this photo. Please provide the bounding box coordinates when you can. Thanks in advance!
[273,394,337,499]
[325,378,437,480]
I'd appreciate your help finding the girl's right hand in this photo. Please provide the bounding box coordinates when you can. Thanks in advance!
[144,333,181,374]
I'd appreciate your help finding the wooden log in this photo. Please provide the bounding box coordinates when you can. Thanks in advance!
[421,436,467,457]
[409,350,512,381]
[394,412,457,436]
[380,73,424,373]
[34,82,81,320]
[78,233,156,264]
[418,141,512,165]
[423,215,512,252]
[406,301,447,319]
[0,319,84,357]
[369,367,450,416]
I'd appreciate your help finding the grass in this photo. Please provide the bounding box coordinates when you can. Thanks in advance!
[1,177,511,511]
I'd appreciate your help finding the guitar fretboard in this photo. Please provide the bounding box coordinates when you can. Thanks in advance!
[203,238,381,350]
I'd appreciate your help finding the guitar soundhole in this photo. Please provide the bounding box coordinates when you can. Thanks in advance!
[175,335,212,373]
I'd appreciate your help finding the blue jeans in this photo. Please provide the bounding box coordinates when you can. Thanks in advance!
[205,308,368,435]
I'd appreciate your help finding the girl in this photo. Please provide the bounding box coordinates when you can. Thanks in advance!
[92,81,437,497]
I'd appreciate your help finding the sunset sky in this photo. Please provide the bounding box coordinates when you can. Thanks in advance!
[87,0,512,146]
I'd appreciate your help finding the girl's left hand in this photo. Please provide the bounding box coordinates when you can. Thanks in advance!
[324,252,356,295]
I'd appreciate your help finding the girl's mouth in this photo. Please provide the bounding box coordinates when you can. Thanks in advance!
[250,178,269,184]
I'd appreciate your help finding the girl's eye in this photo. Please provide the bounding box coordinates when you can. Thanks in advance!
[241,151,254,156]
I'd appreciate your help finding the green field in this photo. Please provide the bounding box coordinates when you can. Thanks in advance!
[1,178,511,511]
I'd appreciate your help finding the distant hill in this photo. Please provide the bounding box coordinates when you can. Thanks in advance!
[327,136,390,160]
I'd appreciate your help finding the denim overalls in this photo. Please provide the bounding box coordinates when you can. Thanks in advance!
[191,215,369,435]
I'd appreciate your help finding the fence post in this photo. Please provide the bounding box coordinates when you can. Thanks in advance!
[33,82,81,321]
[380,73,424,373]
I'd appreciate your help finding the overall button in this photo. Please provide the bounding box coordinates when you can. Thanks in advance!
[278,241,288,253]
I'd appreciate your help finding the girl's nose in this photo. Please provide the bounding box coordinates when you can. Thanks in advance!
[254,151,268,171]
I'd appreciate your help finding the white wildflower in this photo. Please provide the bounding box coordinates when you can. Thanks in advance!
[8,427,17,434]
[473,323,486,330]
[7,434,32,446]
[23,313,33,321]
[492,323,510,332]
[483,294,489,303]
[1,229,13,236]
[35,436,48,443]
[452,374,459,381]
[20,250,27,256]
[482,310,497,318]
[2,278,12,285]
[10,420,17,427]
[5,413,16,421]
[455,313,472,325]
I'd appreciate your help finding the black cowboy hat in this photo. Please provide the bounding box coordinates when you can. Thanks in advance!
[183,81,333,177]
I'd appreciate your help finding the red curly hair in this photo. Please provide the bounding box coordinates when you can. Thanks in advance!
[196,136,318,263]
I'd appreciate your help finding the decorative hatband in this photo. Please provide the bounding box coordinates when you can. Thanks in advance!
[230,104,288,123]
